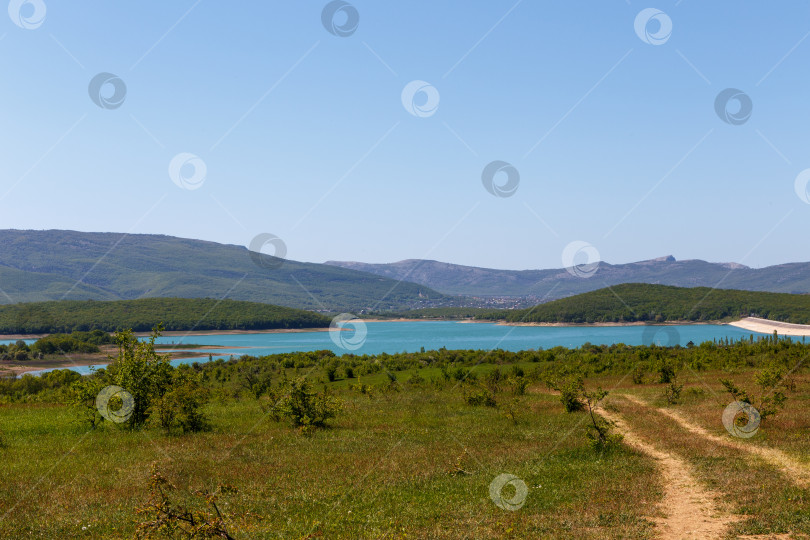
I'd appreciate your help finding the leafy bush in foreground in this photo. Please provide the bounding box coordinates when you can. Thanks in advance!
[268,378,341,433]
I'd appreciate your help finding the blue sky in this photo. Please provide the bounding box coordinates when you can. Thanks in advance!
[2,1,810,270]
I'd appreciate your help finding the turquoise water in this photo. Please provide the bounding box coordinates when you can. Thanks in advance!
[17,321,772,377]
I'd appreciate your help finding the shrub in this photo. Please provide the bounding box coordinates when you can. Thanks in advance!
[582,388,622,451]
[134,465,242,539]
[663,378,684,405]
[238,364,272,399]
[104,327,173,428]
[657,360,677,384]
[151,378,210,434]
[510,376,529,396]
[465,388,496,407]
[270,379,342,433]
[554,376,585,413]
[324,362,338,382]
[68,376,107,428]
[631,365,645,384]
[720,363,790,422]
[407,371,425,386]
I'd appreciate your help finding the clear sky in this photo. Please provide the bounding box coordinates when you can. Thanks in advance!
[2,1,810,270]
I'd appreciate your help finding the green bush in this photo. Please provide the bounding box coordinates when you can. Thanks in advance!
[151,378,210,434]
[465,388,496,407]
[554,376,585,413]
[269,379,342,432]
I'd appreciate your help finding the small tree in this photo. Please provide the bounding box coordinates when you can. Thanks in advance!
[657,360,677,384]
[270,378,341,433]
[663,373,684,405]
[68,375,107,428]
[549,375,585,413]
[238,364,271,399]
[151,377,210,434]
[106,326,173,428]
[582,388,622,450]
[324,362,338,382]
[720,363,789,422]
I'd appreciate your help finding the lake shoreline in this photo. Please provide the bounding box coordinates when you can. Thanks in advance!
[728,316,810,336]
[0,327,332,340]
[495,320,720,327]
[4,318,784,376]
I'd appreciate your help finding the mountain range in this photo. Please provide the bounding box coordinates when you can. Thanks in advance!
[0,230,447,312]
[325,256,810,300]
[1,230,809,312]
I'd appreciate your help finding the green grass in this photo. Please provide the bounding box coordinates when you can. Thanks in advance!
[605,373,810,537]
[2,337,809,538]
[0,372,660,539]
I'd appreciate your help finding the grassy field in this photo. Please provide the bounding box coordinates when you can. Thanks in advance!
[0,348,808,538]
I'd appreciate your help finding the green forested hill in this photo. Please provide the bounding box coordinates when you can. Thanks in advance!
[493,284,810,324]
[1,298,331,334]
[0,230,448,312]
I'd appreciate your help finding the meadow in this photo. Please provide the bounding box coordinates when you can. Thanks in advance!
[0,334,808,539]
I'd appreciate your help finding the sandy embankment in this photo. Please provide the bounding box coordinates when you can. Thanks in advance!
[496,320,711,328]
[728,317,810,337]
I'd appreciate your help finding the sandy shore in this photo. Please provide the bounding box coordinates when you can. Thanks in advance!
[496,320,714,328]
[138,327,331,337]
[728,317,810,336]
[358,318,436,323]
[0,327,331,340]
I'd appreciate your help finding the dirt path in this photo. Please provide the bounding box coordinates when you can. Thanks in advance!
[597,405,735,539]
[620,394,810,488]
